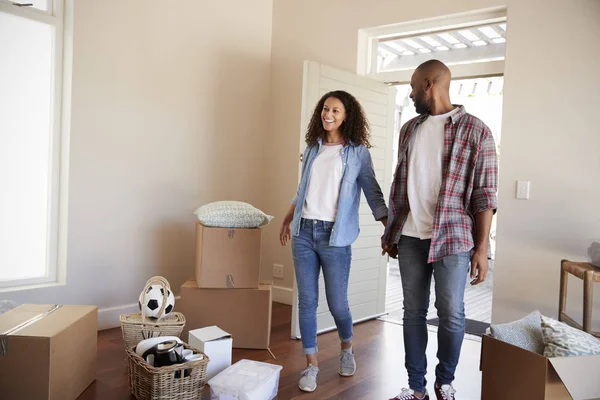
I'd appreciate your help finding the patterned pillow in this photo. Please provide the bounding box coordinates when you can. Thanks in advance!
[489,310,545,354]
[194,201,274,228]
[541,315,600,357]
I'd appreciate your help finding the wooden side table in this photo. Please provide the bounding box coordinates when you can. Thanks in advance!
[559,259,600,336]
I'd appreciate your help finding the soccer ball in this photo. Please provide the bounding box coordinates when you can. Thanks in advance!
[138,285,175,319]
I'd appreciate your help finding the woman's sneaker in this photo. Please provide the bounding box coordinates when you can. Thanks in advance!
[339,348,356,376]
[389,388,430,400]
[298,364,319,392]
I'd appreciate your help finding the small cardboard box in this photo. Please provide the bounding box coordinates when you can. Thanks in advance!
[481,334,600,399]
[0,304,98,400]
[188,325,232,380]
[179,280,272,349]
[195,222,261,289]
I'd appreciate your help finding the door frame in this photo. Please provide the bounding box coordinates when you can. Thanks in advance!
[290,61,397,340]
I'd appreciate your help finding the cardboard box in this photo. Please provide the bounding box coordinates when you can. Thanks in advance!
[179,280,272,349]
[188,325,232,380]
[0,304,98,400]
[481,334,600,399]
[195,222,261,289]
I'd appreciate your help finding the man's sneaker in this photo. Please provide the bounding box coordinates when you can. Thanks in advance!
[339,348,356,376]
[389,388,430,400]
[434,383,456,400]
[298,364,319,392]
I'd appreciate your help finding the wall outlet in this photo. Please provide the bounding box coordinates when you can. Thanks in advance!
[516,180,531,200]
[272,264,284,279]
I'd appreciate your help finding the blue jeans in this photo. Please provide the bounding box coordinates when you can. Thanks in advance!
[397,235,470,393]
[292,219,353,355]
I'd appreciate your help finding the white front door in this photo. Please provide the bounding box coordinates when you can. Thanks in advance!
[291,61,396,339]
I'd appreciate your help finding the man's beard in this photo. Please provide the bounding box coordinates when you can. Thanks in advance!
[414,99,429,115]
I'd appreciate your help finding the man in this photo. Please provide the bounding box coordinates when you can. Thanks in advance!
[382,60,498,400]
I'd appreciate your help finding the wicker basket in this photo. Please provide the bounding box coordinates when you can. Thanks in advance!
[120,276,186,349]
[126,344,209,400]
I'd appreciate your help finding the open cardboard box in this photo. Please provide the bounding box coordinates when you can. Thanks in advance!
[481,334,600,400]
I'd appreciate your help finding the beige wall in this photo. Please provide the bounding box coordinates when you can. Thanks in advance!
[7,0,273,321]
[263,0,600,325]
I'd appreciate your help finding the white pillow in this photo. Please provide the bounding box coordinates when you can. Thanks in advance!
[541,315,600,357]
[194,201,273,228]
[489,310,545,354]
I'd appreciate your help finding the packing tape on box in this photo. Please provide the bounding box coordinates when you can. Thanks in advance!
[0,304,62,356]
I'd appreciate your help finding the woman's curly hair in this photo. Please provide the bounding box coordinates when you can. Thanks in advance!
[304,90,371,148]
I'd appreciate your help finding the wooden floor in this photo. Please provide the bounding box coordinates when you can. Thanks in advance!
[383,260,494,326]
[78,303,484,400]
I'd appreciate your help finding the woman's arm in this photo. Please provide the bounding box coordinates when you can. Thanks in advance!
[280,204,295,246]
[356,147,388,225]
[281,146,312,246]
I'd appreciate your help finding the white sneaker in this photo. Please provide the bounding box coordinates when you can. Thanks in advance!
[339,348,356,376]
[298,364,319,392]
[389,388,430,400]
[434,383,456,400]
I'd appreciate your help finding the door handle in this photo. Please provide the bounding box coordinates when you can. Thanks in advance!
[300,153,303,162]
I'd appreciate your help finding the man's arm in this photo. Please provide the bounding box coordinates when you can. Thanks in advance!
[470,129,498,285]
[381,119,414,258]
[471,209,493,284]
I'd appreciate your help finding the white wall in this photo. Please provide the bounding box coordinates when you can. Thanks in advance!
[5,0,274,327]
[263,0,600,326]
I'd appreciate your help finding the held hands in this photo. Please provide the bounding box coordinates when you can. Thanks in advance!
[470,248,488,285]
[379,217,397,258]
[381,242,398,259]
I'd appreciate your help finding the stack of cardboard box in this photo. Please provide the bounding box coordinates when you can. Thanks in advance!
[178,221,272,349]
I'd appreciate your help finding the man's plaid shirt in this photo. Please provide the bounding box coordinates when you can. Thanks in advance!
[382,105,498,263]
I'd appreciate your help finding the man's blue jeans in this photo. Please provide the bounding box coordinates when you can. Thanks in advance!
[292,219,353,355]
[398,235,470,393]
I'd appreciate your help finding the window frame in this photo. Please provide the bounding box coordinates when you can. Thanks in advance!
[358,7,507,84]
[0,0,72,291]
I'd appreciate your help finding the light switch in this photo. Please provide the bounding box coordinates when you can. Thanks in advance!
[516,181,530,200]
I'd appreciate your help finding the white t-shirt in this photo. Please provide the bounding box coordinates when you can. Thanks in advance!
[302,143,344,222]
[402,108,460,239]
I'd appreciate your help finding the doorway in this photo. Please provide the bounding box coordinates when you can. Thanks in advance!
[382,76,504,333]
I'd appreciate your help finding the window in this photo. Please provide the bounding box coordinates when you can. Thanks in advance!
[0,0,71,289]
[376,22,507,73]
[358,7,507,82]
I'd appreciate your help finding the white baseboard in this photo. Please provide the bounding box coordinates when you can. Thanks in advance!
[97,296,181,331]
[272,285,293,305]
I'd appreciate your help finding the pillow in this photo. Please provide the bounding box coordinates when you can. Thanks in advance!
[194,201,273,229]
[489,310,545,354]
[0,300,16,315]
[541,315,600,357]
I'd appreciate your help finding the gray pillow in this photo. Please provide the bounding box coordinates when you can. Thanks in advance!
[489,310,544,354]
[541,315,600,357]
[0,300,17,315]
[194,201,273,229]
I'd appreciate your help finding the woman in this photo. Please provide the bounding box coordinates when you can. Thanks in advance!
[280,90,388,392]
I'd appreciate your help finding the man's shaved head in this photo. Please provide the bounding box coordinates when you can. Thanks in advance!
[409,59,453,115]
